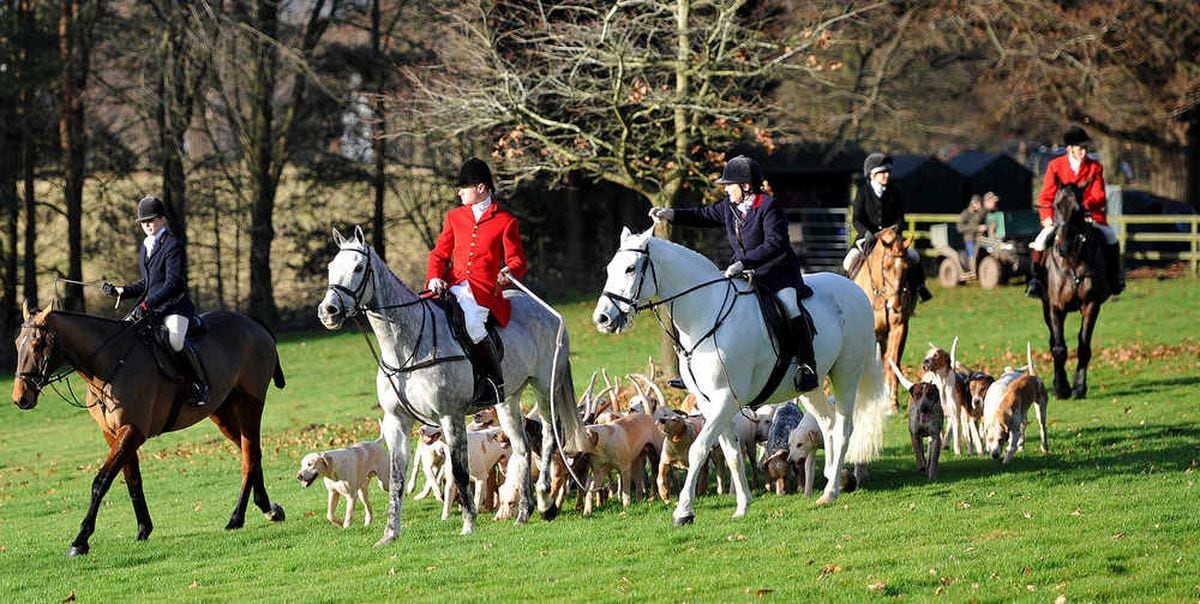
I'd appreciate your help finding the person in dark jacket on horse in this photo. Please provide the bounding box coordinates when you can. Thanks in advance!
[842,152,934,302]
[1026,125,1124,298]
[101,196,208,406]
[649,155,819,392]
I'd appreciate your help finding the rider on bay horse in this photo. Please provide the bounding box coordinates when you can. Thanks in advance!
[1026,125,1125,298]
[842,152,934,303]
[101,196,209,406]
[649,154,819,392]
[426,157,528,403]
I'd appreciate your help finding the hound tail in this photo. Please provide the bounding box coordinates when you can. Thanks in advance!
[845,348,889,465]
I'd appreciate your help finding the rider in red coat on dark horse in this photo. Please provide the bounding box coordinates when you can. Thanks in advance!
[1027,125,1125,297]
[426,158,528,401]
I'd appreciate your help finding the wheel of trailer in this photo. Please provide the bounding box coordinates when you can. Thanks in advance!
[977,255,1006,289]
[938,256,962,288]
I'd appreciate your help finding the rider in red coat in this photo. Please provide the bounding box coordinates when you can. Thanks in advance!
[426,158,527,400]
[1027,125,1123,297]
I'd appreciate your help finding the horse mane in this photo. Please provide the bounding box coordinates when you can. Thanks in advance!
[44,309,129,327]
[645,235,720,274]
[341,239,421,307]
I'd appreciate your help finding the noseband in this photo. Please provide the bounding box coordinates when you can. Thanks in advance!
[601,248,657,317]
[327,247,376,316]
[15,322,54,392]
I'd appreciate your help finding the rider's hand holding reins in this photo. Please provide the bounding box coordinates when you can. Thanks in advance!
[497,266,513,287]
[428,278,447,294]
[724,261,745,278]
[100,282,121,298]
[648,207,674,223]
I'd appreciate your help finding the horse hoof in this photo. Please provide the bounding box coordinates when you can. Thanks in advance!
[1072,387,1087,400]
[265,503,285,522]
[225,517,245,530]
[816,494,835,505]
[673,514,695,527]
[66,544,89,557]
[374,532,397,547]
[540,504,559,522]
[135,528,153,541]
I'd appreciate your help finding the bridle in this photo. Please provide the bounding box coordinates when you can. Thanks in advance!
[864,239,911,312]
[15,321,57,394]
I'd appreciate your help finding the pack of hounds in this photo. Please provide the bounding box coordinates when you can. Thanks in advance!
[298,349,1050,527]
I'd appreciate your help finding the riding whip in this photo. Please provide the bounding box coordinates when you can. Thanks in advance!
[55,277,122,309]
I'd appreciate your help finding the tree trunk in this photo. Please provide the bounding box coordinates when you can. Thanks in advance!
[18,0,39,307]
[370,0,386,261]
[246,0,280,326]
[1187,111,1200,212]
[58,0,92,312]
[1,100,18,369]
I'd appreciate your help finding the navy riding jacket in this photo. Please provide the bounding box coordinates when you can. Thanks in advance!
[852,184,907,241]
[122,229,196,317]
[672,194,809,295]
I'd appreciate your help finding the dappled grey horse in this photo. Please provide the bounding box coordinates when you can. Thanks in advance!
[317,227,587,542]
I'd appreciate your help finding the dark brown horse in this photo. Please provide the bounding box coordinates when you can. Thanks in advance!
[1039,179,1111,399]
[11,304,287,556]
[852,226,918,411]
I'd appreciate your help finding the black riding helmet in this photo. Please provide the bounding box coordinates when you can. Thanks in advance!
[136,195,167,223]
[1063,125,1090,147]
[863,152,892,178]
[456,157,495,192]
[716,155,763,192]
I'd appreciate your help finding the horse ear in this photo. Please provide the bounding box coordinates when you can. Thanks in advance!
[640,224,656,239]
[354,225,366,245]
[620,226,632,240]
[35,305,52,323]
[22,300,30,320]
[332,228,346,246]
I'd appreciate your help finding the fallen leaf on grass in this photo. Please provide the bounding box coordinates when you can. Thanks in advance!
[194,501,202,512]
[867,580,886,591]
[1027,584,1037,592]
[934,586,945,596]
[726,534,747,542]
[188,580,199,589]
[819,564,842,578]
[940,577,957,586]
[388,567,396,576]
[1071,508,1083,517]
[745,588,774,597]
[1111,532,1125,540]
[62,592,75,602]
[1055,595,1067,604]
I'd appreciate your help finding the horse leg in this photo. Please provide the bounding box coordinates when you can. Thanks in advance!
[376,408,410,546]
[69,425,146,557]
[211,394,282,529]
[440,416,476,535]
[1043,302,1072,399]
[819,394,854,505]
[715,428,750,519]
[1073,302,1102,399]
[494,399,534,524]
[103,431,154,541]
[673,399,729,526]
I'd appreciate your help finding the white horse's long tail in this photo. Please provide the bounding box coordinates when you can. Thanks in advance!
[845,349,890,464]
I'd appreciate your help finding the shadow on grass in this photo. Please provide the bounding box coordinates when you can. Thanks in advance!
[860,422,1198,492]
[1104,375,1200,397]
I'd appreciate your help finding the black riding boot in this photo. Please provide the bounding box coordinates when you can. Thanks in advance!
[790,315,819,392]
[1026,250,1045,298]
[473,336,505,404]
[910,261,933,302]
[181,340,209,406]
[1105,242,1125,295]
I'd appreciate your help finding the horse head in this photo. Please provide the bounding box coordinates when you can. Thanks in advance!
[319,226,376,330]
[593,225,657,334]
[867,226,915,311]
[1053,176,1089,250]
[12,302,56,410]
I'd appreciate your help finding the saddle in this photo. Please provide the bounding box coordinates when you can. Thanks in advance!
[136,315,208,385]
[430,294,505,406]
[748,281,816,407]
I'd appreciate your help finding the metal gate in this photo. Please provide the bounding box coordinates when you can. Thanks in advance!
[787,208,850,274]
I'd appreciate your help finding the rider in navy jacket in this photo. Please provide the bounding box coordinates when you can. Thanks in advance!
[102,196,207,406]
[649,155,819,392]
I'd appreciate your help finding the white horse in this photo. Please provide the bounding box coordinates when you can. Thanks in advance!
[317,227,587,542]
[593,226,889,525]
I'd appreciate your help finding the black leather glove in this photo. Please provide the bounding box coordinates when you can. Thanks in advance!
[100,282,119,298]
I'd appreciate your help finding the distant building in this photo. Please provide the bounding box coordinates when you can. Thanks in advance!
[945,151,1033,212]
[888,155,968,213]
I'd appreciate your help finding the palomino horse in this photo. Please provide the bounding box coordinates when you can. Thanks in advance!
[316,227,587,543]
[593,227,889,525]
[1039,180,1111,399]
[852,226,918,411]
[11,304,286,556]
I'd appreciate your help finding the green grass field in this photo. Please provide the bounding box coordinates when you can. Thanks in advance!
[1,279,1198,602]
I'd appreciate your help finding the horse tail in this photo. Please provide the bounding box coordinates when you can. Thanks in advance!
[552,354,588,455]
[845,347,889,465]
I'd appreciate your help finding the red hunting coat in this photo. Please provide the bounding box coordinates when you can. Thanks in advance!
[1037,154,1108,225]
[426,202,527,326]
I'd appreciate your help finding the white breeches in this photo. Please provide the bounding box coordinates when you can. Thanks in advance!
[450,281,490,343]
[1030,222,1117,251]
[774,287,801,320]
[163,314,189,353]
[842,241,919,271]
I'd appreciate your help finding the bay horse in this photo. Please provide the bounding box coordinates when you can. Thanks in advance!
[852,226,918,411]
[316,227,587,543]
[11,303,286,557]
[593,226,889,525]
[1039,179,1111,399]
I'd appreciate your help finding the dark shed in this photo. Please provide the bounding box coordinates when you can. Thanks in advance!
[888,155,968,213]
[945,151,1033,212]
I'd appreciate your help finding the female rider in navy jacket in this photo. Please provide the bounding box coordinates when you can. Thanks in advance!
[649,155,819,392]
[102,196,208,406]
